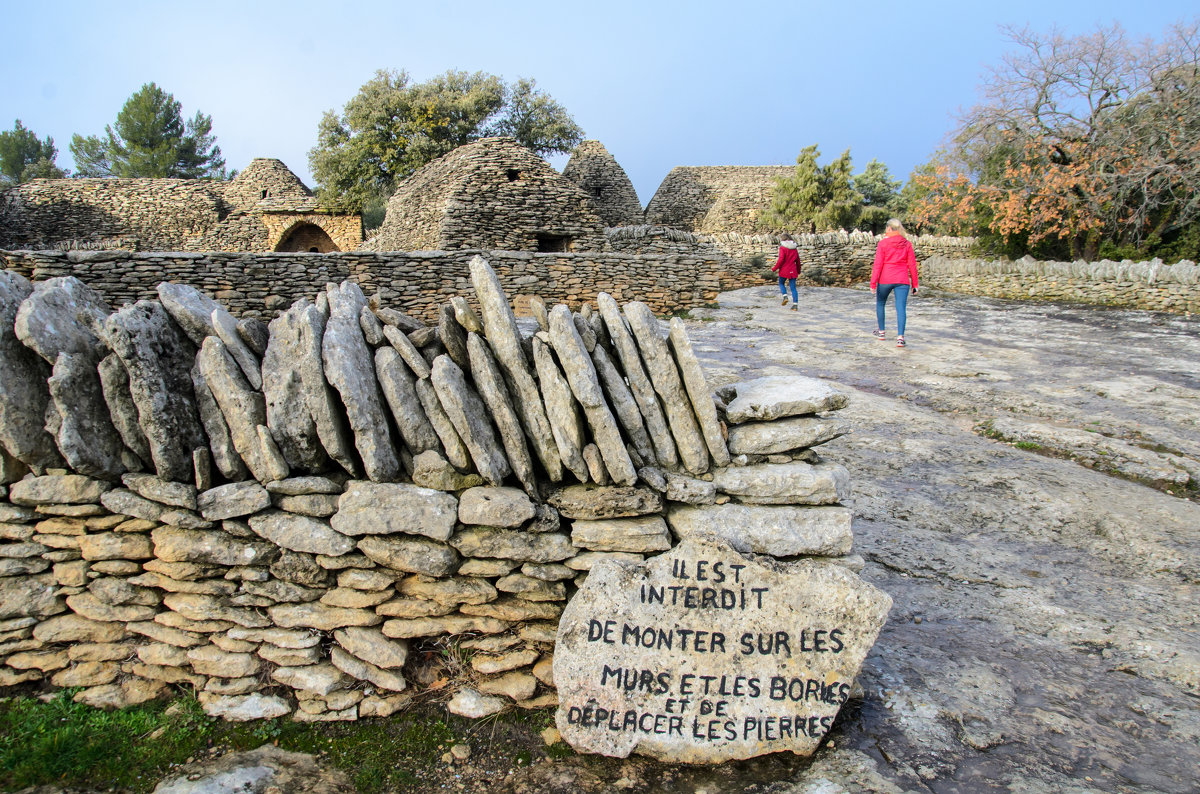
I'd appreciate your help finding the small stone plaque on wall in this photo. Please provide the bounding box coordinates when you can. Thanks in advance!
[554,536,891,763]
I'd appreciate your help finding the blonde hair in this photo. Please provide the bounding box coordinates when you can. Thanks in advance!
[886,218,905,233]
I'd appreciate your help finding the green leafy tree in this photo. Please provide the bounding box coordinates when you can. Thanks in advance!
[762,145,863,233]
[0,120,66,184]
[309,69,584,210]
[853,159,904,232]
[69,83,227,179]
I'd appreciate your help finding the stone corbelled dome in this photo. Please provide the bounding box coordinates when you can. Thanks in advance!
[644,166,792,234]
[561,141,643,227]
[224,158,314,211]
[371,137,607,253]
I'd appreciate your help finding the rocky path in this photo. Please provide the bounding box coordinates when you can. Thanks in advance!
[667,285,1199,793]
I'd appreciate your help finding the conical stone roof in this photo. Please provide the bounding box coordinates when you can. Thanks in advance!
[561,141,643,227]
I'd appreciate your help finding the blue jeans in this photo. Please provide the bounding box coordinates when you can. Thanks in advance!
[876,284,910,336]
[778,277,797,303]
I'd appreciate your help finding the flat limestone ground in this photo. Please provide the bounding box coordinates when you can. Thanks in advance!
[504,284,1199,793]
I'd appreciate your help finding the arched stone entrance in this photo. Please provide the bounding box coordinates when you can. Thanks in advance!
[274,222,340,252]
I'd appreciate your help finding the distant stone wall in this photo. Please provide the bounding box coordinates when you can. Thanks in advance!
[644,166,793,234]
[0,249,763,323]
[0,164,362,254]
[922,256,1200,313]
[607,227,977,287]
[0,179,228,251]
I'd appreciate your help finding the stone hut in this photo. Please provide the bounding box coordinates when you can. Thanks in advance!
[561,141,643,227]
[643,165,792,234]
[370,137,607,253]
[221,159,362,253]
[0,159,361,253]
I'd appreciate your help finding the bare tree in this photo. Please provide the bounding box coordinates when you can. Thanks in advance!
[920,20,1200,258]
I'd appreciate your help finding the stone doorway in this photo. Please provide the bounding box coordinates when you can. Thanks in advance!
[275,222,340,253]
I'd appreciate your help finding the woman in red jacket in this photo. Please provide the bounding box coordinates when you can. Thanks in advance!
[772,233,801,311]
[870,219,919,347]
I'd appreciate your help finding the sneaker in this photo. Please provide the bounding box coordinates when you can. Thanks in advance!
[896,336,906,348]
[781,297,788,306]
[790,305,798,311]
[873,330,885,340]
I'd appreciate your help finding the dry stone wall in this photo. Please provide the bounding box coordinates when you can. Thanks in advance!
[0,249,762,324]
[0,258,883,746]
[921,256,1200,313]
[608,226,976,287]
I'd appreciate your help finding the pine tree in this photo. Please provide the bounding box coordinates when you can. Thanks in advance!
[70,83,226,179]
[0,120,65,184]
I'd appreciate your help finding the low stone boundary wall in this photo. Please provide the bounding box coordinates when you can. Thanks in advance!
[0,258,875,738]
[921,256,1200,313]
[0,248,763,325]
[606,226,976,287]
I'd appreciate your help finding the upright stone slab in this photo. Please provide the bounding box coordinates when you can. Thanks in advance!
[468,256,563,482]
[548,305,635,486]
[98,354,152,466]
[414,378,472,472]
[262,300,331,473]
[105,300,206,482]
[623,302,708,474]
[596,293,678,470]
[14,276,111,364]
[667,317,730,467]
[466,333,537,494]
[157,283,221,346]
[211,308,262,391]
[531,337,589,482]
[374,346,440,455]
[48,353,127,480]
[299,301,359,477]
[430,356,510,486]
[554,536,891,762]
[592,345,655,466]
[197,337,286,484]
[190,361,250,482]
[0,270,61,470]
[322,284,398,482]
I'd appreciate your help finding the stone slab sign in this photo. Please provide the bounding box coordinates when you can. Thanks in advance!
[554,535,890,763]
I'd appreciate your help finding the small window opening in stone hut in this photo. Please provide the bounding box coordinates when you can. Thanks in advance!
[506,169,521,182]
[536,233,571,252]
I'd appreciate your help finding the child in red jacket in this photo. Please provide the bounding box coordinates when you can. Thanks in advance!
[870,219,919,347]
[772,234,801,311]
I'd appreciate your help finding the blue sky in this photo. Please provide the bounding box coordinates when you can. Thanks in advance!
[3,0,1195,203]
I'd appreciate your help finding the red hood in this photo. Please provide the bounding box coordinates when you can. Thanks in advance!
[877,235,910,254]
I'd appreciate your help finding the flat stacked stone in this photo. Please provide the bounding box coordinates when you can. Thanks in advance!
[0,265,879,740]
